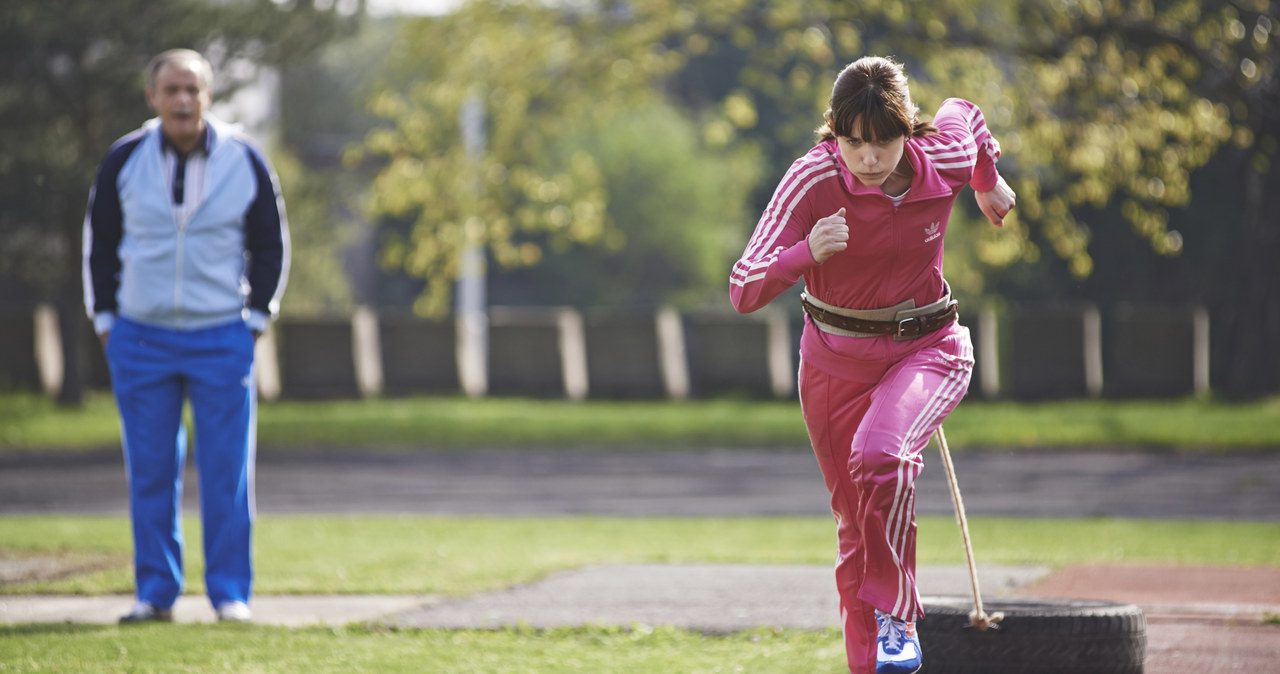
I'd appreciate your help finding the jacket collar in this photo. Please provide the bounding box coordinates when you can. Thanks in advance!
[160,126,210,157]
[148,113,227,156]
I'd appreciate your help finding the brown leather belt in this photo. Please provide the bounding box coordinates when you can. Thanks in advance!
[801,295,959,339]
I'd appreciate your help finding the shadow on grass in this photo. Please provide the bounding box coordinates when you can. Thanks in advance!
[0,623,116,637]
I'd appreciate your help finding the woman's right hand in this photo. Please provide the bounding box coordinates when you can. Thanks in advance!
[976,174,1016,226]
[807,207,849,264]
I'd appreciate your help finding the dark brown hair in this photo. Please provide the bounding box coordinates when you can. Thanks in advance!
[816,56,936,143]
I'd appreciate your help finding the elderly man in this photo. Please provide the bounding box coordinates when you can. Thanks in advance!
[83,48,289,624]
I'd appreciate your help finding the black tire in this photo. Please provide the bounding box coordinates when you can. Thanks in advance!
[916,596,1146,674]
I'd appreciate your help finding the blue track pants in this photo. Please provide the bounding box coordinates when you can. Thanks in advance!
[105,317,257,610]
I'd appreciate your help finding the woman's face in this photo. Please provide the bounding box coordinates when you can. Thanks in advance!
[834,115,906,188]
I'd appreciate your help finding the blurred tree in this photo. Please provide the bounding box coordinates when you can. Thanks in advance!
[655,0,1279,396]
[356,0,1275,394]
[0,0,361,404]
[271,148,357,315]
[351,1,695,315]
[487,101,762,309]
[277,18,405,313]
[994,0,1279,396]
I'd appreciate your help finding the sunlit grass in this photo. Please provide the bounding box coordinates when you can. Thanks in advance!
[3,514,1276,597]
[2,393,1278,451]
[0,623,849,674]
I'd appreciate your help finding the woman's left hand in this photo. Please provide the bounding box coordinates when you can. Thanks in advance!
[975,174,1016,226]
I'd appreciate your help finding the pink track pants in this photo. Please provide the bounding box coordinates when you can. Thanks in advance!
[798,323,973,673]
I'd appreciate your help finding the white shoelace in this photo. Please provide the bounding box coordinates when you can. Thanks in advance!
[877,612,908,652]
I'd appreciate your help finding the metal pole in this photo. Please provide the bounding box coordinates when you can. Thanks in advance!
[457,92,487,397]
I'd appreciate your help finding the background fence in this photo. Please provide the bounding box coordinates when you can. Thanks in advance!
[0,302,1212,401]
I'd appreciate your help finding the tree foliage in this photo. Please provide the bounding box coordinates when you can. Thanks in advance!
[355,0,1277,392]
[652,0,1276,292]
[993,0,1278,395]
[486,101,762,309]
[663,0,1279,394]
[351,1,698,314]
[1000,0,1274,277]
[358,0,1274,307]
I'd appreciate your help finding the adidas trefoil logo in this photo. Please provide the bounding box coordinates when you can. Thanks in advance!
[923,220,942,243]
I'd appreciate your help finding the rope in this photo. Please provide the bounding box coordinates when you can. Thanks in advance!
[934,425,1004,630]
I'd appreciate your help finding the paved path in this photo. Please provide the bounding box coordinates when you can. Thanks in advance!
[3,446,1279,519]
[1,563,1050,630]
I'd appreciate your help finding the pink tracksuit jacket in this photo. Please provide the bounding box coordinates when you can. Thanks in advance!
[730,98,1002,673]
[730,97,1000,368]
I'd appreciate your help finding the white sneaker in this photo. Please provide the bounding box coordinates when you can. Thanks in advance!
[216,601,252,622]
[119,600,173,624]
[875,609,922,674]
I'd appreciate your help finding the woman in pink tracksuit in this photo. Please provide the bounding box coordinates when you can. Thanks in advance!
[730,56,1015,674]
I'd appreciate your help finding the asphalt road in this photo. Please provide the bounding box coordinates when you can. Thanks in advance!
[2,446,1278,519]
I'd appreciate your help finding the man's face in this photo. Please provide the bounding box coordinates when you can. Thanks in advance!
[146,60,211,150]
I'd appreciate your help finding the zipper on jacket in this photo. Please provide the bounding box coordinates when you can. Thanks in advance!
[172,200,186,327]
[887,204,900,308]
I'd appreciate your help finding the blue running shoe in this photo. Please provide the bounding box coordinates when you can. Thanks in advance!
[875,609,922,674]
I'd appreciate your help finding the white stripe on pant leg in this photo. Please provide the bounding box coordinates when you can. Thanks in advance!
[898,366,966,479]
[887,446,928,617]
[889,457,923,618]
[901,365,967,462]
[895,368,967,596]
[877,347,973,619]
[887,417,932,615]
[888,366,967,617]
[889,344,974,616]
[893,487,919,619]
[869,399,923,618]
[903,488,919,618]
[889,456,912,616]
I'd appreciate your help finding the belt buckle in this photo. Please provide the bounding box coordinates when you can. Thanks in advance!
[896,316,921,338]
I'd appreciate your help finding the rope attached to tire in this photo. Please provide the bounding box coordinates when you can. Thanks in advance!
[935,425,1005,631]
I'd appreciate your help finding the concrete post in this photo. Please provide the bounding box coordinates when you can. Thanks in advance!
[33,304,62,395]
[558,308,588,401]
[656,306,690,400]
[1084,304,1103,398]
[977,305,1000,398]
[352,306,383,398]
[255,328,282,402]
[1193,306,1210,397]
[765,307,794,398]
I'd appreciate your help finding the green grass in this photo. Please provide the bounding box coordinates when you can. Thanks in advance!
[3,514,1277,673]
[3,391,1277,673]
[2,392,1279,451]
[3,515,1277,597]
[1,623,849,674]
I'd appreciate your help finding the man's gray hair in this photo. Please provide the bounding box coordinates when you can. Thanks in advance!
[146,49,213,90]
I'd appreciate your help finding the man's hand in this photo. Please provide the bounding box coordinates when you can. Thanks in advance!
[808,207,849,264]
[99,331,110,350]
[976,174,1016,226]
